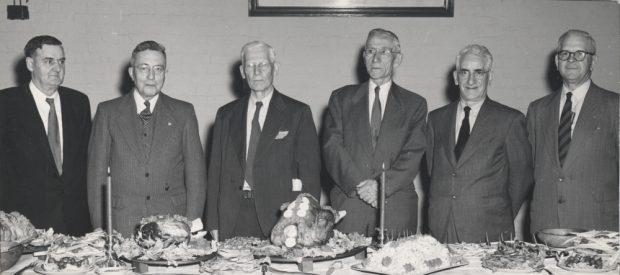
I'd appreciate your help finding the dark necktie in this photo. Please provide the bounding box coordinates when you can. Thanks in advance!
[558,92,573,166]
[46,98,62,175]
[454,106,471,160]
[245,101,263,189]
[139,100,152,128]
[370,86,382,149]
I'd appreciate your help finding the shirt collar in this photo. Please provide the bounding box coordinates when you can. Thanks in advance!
[562,79,590,103]
[250,88,274,107]
[30,81,59,101]
[458,97,485,116]
[133,91,160,114]
[370,81,392,94]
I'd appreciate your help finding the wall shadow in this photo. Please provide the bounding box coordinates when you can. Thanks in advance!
[230,60,248,99]
[354,47,367,84]
[117,61,133,96]
[544,50,562,93]
[13,56,29,86]
[443,65,459,103]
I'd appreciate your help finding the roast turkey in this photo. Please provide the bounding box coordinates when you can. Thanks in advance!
[135,214,191,248]
[271,193,345,248]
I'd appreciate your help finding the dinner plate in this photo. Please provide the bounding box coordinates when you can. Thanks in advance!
[492,268,538,273]
[256,245,366,263]
[121,252,216,266]
[33,265,95,275]
[557,263,618,273]
[350,261,468,275]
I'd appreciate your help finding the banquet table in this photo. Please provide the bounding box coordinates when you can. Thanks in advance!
[3,252,619,275]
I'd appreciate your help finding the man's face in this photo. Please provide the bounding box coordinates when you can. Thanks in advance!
[363,35,402,85]
[129,50,166,100]
[26,44,65,95]
[453,54,492,103]
[240,46,278,94]
[555,34,595,87]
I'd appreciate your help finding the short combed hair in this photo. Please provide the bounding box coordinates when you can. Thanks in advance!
[557,29,596,54]
[455,44,493,70]
[367,28,401,53]
[131,40,166,66]
[240,41,276,65]
[24,35,62,57]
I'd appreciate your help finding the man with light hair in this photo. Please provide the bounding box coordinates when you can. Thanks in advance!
[527,30,618,232]
[207,41,321,240]
[426,44,533,243]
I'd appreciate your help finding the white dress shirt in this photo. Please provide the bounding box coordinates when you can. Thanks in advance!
[455,99,485,143]
[559,80,590,136]
[133,91,159,114]
[30,82,64,159]
[368,81,391,122]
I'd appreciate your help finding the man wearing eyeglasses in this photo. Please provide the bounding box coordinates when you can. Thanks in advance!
[323,28,427,237]
[206,41,321,241]
[87,41,207,236]
[426,44,533,243]
[527,30,618,233]
[0,35,93,236]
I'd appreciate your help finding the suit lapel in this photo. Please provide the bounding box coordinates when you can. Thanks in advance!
[19,86,55,166]
[113,94,143,164]
[255,90,286,161]
[59,88,76,175]
[350,82,374,158]
[563,85,601,169]
[231,96,249,170]
[542,92,562,169]
[149,93,178,162]
[442,102,458,168]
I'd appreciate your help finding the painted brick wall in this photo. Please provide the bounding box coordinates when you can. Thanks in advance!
[1,0,618,149]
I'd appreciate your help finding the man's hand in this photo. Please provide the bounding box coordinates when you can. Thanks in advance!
[357,179,379,208]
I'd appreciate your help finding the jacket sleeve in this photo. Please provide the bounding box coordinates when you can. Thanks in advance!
[205,109,223,231]
[86,104,111,230]
[183,104,207,220]
[506,113,534,217]
[384,98,428,197]
[321,91,366,197]
[295,105,321,199]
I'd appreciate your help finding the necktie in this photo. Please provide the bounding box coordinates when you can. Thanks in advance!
[454,106,471,160]
[370,86,382,149]
[46,98,62,175]
[139,100,152,128]
[245,101,263,189]
[558,92,573,166]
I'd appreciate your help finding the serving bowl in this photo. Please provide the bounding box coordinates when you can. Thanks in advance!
[0,241,24,271]
[535,228,587,248]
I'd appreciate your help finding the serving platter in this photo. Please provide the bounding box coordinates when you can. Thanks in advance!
[121,252,216,266]
[33,265,95,275]
[557,263,618,273]
[350,261,468,275]
[259,245,367,263]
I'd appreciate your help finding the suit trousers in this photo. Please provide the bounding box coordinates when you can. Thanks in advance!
[233,198,267,238]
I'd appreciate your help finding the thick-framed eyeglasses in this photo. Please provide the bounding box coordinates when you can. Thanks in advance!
[557,50,594,61]
[456,69,489,80]
[363,48,400,57]
[136,64,165,75]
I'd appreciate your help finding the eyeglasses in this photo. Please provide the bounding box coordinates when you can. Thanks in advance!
[244,62,272,72]
[456,69,489,80]
[557,50,594,61]
[363,48,400,57]
[136,64,165,75]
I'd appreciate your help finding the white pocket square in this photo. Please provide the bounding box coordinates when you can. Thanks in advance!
[275,131,289,139]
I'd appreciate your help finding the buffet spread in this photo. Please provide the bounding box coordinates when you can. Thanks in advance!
[2,196,619,275]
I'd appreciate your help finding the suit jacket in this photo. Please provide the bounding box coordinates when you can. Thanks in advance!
[206,90,321,240]
[322,82,427,236]
[527,83,618,232]
[87,92,206,236]
[426,98,533,243]
[0,85,92,236]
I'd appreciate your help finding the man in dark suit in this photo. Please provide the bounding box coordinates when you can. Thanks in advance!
[426,44,533,243]
[323,29,427,237]
[527,30,618,232]
[87,41,207,236]
[206,41,321,241]
[0,35,92,236]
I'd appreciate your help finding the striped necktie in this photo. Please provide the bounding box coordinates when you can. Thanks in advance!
[558,92,573,166]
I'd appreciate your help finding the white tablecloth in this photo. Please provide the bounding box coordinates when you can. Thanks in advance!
[3,253,619,275]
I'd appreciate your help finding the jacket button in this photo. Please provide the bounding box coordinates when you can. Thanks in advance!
[146,196,151,200]
[558,177,563,182]
[165,186,169,191]
[451,172,457,177]
[145,173,149,177]
[452,195,456,199]
[558,196,565,204]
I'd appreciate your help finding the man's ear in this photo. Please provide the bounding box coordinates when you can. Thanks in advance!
[393,53,403,68]
[26,57,34,72]
[488,70,494,86]
[273,62,279,76]
[128,66,135,82]
[239,64,246,79]
[452,70,459,86]
[554,54,559,71]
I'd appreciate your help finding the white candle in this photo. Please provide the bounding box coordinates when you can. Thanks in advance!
[380,162,386,245]
[106,167,113,251]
